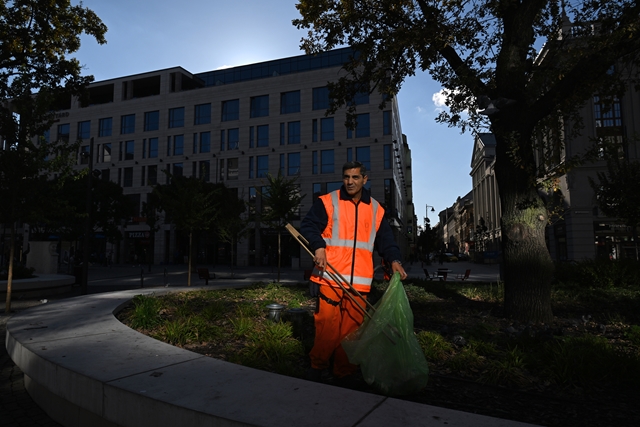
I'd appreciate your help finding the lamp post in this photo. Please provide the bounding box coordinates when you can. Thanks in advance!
[425,205,435,228]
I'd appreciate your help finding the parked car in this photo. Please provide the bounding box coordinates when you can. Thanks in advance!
[457,253,470,261]
[443,253,458,262]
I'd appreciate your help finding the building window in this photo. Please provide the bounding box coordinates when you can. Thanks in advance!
[77,121,91,140]
[383,144,392,169]
[313,183,322,200]
[123,167,133,187]
[102,143,111,162]
[173,135,184,156]
[80,145,89,165]
[249,156,254,179]
[347,113,370,138]
[320,149,334,174]
[98,117,112,137]
[351,87,369,105]
[280,90,301,114]
[356,146,371,171]
[168,107,185,128]
[594,96,622,128]
[256,155,269,178]
[147,137,158,158]
[279,153,285,176]
[327,181,342,193]
[57,123,70,142]
[383,110,391,135]
[312,86,330,110]
[312,151,318,174]
[312,119,318,142]
[125,140,135,160]
[194,103,211,125]
[288,152,300,176]
[257,124,269,147]
[320,117,334,141]
[280,123,285,145]
[221,99,239,121]
[173,163,183,177]
[120,114,135,134]
[249,126,255,148]
[199,131,211,153]
[226,128,239,150]
[384,178,393,209]
[288,121,300,144]
[148,165,157,185]
[144,111,159,131]
[250,95,269,118]
[199,160,210,182]
[227,158,239,180]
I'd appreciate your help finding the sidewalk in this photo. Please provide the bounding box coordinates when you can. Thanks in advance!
[1,261,501,427]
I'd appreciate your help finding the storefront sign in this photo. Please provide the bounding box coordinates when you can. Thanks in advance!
[127,231,150,239]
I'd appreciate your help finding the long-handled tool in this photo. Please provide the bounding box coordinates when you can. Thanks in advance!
[286,223,401,344]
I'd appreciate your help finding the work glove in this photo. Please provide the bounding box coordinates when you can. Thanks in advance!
[309,281,320,297]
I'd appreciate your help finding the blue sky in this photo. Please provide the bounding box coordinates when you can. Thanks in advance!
[73,0,473,227]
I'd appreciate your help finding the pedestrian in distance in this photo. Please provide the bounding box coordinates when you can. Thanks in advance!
[300,161,407,382]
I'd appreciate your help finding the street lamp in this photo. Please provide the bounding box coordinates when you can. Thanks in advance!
[425,205,435,227]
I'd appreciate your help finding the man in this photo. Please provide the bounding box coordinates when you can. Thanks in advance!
[301,161,407,381]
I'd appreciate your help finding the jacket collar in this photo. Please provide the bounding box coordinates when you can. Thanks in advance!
[339,185,371,204]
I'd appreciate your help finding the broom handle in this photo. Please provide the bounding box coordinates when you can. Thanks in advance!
[286,223,378,314]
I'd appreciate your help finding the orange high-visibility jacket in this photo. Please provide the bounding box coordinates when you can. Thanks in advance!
[310,190,386,292]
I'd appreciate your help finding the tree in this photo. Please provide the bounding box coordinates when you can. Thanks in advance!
[589,157,640,260]
[215,187,249,274]
[294,0,640,323]
[141,192,164,271]
[1,0,106,312]
[151,174,221,286]
[258,172,305,282]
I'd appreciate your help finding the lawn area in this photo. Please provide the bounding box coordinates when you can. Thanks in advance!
[117,262,640,427]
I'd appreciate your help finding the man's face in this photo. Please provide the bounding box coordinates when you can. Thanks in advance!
[343,168,368,198]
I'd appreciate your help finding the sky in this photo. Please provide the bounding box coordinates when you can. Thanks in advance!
[72,0,473,227]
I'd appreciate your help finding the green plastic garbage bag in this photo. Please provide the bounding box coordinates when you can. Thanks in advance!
[342,272,429,396]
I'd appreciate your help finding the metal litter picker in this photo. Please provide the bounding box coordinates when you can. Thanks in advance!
[285,223,401,343]
[286,223,429,395]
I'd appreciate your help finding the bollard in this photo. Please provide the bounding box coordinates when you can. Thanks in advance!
[140,266,144,288]
[265,303,285,322]
[164,267,169,287]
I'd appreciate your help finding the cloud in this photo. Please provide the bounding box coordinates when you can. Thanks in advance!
[432,90,449,108]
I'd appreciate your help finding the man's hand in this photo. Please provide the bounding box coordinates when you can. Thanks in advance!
[313,248,327,269]
[391,261,408,280]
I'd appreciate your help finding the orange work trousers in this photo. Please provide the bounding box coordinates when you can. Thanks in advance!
[309,284,367,378]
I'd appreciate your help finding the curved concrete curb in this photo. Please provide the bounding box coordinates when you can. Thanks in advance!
[1,274,75,299]
[5,287,538,427]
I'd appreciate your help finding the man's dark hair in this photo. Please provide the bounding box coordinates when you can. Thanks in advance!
[342,161,367,176]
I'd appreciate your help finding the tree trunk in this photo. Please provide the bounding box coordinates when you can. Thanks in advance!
[4,224,16,314]
[494,131,555,324]
[187,230,193,286]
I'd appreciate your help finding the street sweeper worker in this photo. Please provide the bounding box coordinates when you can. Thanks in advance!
[300,161,407,380]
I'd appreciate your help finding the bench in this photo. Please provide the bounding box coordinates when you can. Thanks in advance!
[423,268,442,281]
[197,268,215,285]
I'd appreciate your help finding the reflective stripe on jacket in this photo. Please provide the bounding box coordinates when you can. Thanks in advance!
[310,190,385,292]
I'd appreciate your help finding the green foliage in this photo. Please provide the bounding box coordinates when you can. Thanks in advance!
[152,174,221,234]
[128,294,162,330]
[416,331,453,363]
[625,325,640,345]
[555,259,640,289]
[536,335,640,387]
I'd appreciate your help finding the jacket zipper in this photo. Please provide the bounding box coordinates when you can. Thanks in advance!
[350,200,359,286]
